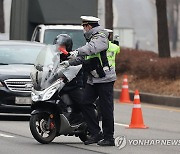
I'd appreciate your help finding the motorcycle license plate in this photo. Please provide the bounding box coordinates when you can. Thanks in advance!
[15,97,32,104]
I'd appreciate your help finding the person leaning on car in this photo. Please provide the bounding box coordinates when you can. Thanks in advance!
[61,16,117,146]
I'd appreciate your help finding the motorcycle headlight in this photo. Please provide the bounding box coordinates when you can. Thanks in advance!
[42,87,57,101]
[0,82,3,87]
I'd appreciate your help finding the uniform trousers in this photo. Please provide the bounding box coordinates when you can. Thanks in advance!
[81,81,115,139]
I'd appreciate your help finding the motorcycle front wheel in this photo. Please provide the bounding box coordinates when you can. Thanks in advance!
[30,112,57,144]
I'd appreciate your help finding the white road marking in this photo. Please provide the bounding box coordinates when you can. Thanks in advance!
[0,133,14,138]
[115,122,129,127]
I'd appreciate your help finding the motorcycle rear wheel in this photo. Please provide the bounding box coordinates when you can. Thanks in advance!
[30,113,57,144]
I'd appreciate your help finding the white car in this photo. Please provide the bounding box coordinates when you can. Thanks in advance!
[31,24,86,50]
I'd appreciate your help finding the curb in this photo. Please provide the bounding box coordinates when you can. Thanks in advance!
[114,89,180,107]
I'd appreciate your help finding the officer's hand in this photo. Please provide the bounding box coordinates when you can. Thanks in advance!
[68,50,78,59]
[60,60,70,68]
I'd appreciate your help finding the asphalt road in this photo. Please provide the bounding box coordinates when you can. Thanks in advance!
[0,102,180,154]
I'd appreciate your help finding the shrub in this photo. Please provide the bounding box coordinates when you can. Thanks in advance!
[115,47,180,80]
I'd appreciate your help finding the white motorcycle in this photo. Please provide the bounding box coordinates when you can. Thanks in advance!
[29,45,90,144]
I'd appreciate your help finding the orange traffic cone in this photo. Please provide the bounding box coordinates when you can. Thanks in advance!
[119,75,131,103]
[128,90,148,129]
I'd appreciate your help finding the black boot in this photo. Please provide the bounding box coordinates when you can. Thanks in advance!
[84,132,103,145]
[97,138,115,146]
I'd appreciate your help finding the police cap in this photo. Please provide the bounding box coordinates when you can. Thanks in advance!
[80,16,100,26]
[104,29,113,33]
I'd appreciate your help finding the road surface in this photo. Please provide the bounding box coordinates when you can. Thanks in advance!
[0,102,179,154]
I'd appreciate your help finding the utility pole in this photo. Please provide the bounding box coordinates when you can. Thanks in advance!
[156,0,171,57]
[0,0,4,33]
[105,0,113,30]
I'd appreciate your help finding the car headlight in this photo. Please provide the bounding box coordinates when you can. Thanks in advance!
[31,91,41,102]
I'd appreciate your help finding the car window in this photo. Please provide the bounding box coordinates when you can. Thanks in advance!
[44,29,86,50]
[0,45,44,65]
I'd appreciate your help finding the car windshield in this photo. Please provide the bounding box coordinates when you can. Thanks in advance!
[0,45,44,65]
[44,29,86,50]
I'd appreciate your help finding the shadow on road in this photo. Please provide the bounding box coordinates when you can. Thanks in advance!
[52,142,84,145]
[0,114,30,121]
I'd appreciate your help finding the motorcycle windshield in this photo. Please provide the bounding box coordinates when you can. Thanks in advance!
[31,45,61,90]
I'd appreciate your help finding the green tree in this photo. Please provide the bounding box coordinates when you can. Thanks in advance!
[0,0,4,33]
[156,0,170,57]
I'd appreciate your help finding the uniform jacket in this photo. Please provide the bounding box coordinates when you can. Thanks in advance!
[107,41,120,67]
[70,26,117,84]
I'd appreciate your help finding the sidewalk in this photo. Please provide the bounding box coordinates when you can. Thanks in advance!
[114,89,180,107]
[114,50,180,107]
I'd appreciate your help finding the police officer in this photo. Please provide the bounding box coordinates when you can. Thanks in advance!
[105,29,120,67]
[95,29,120,121]
[61,16,116,146]
[105,29,120,46]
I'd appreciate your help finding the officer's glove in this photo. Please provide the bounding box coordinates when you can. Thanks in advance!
[60,60,70,68]
[68,50,79,59]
